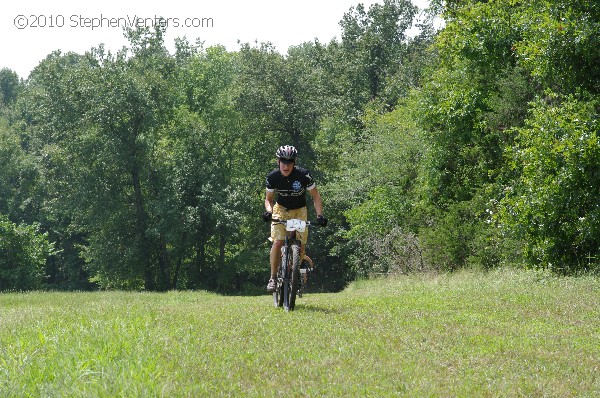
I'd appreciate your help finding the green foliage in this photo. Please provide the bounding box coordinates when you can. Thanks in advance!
[0,117,32,217]
[417,62,489,205]
[340,104,426,275]
[314,2,436,281]
[0,68,21,106]
[515,0,600,94]
[0,214,54,290]
[396,0,599,275]
[498,92,600,273]
[340,0,418,102]
[234,41,328,167]
[418,195,504,272]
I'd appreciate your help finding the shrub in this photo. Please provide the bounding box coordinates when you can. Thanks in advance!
[0,214,54,290]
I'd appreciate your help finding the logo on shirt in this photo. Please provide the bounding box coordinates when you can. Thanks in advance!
[292,180,302,192]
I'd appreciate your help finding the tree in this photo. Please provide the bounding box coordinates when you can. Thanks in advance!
[17,27,180,290]
[0,68,21,107]
[339,0,418,107]
[157,43,249,290]
[0,116,33,218]
[515,0,600,95]
[234,41,329,166]
[400,0,535,270]
[315,0,436,279]
[342,103,427,276]
[498,92,600,273]
[411,0,599,273]
[75,27,180,290]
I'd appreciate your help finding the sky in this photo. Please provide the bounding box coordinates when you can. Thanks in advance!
[2,0,431,79]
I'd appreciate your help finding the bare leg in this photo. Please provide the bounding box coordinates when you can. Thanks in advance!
[270,240,284,278]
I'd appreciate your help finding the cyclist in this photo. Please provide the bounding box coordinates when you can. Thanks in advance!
[263,145,327,292]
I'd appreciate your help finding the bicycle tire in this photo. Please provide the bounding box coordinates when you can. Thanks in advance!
[273,282,282,308]
[273,246,285,307]
[281,246,290,310]
[288,242,301,311]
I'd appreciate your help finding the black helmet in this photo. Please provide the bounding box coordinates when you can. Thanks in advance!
[276,145,298,161]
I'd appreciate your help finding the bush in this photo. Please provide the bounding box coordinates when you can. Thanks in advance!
[0,214,54,290]
[419,201,476,271]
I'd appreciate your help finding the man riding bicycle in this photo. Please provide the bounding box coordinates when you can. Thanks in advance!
[263,145,327,292]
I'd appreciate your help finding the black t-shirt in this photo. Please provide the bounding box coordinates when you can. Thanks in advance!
[266,166,316,210]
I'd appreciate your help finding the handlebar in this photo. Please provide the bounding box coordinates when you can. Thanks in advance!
[271,218,311,225]
[267,218,326,233]
[270,218,326,227]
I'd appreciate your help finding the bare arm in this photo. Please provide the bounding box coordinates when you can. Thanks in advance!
[308,186,323,217]
[265,189,275,213]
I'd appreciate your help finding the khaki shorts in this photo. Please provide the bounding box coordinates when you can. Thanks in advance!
[271,204,308,244]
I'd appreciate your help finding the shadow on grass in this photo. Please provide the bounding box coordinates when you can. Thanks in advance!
[294,303,340,314]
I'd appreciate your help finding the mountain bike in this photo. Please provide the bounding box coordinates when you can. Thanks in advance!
[270,218,315,311]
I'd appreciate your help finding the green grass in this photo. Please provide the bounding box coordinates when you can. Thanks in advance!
[1,268,599,397]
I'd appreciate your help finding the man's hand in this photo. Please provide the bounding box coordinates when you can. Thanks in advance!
[262,211,273,222]
[317,215,328,227]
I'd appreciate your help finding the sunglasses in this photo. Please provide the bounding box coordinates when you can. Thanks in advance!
[279,159,295,164]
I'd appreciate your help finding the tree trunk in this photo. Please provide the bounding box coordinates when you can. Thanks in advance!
[194,239,206,288]
[131,166,153,290]
[157,236,170,291]
[219,224,226,269]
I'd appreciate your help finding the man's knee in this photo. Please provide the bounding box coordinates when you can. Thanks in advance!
[271,240,284,252]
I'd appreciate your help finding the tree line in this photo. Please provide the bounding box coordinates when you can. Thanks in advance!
[1,0,598,292]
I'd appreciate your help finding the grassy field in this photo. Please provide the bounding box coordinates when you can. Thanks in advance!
[1,268,599,397]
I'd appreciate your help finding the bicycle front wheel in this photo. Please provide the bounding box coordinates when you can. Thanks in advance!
[280,246,289,309]
[288,242,301,311]
[273,281,282,307]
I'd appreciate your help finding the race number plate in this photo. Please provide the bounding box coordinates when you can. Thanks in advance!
[285,219,306,232]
